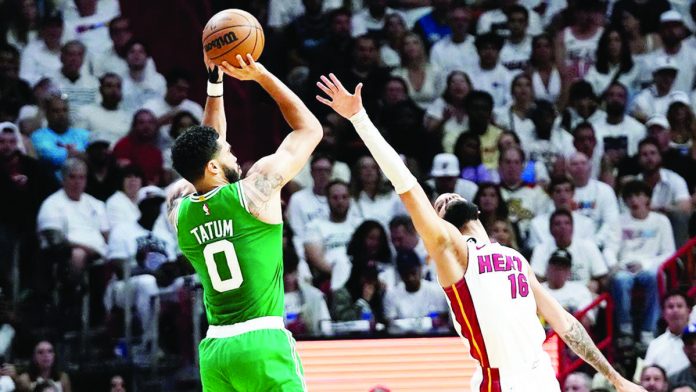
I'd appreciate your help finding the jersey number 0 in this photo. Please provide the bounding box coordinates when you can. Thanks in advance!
[203,239,244,292]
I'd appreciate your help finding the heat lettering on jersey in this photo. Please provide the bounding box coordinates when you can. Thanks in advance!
[477,253,523,274]
[190,219,233,245]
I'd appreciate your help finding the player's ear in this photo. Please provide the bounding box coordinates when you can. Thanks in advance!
[206,159,220,174]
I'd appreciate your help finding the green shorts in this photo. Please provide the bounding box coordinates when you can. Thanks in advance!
[199,328,306,392]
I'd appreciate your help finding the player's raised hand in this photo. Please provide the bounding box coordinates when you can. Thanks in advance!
[219,54,268,81]
[203,47,222,83]
[316,73,363,119]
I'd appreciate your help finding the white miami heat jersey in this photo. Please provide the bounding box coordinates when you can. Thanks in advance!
[443,240,557,391]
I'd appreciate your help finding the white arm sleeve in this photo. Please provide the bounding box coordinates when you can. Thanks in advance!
[349,109,417,194]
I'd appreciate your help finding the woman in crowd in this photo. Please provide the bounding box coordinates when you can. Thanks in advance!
[584,27,640,96]
[15,340,71,392]
[379,13,408,69]
[1,0,39,50]
[350,156,404,229]
[473,183,510,231]
[347,220,394,289]
[104,165,144,229]
[453,132,494,184]
[330,260,385,324]
[424,71,471,153]
[667,100,695,155]
[619,7,662,86]
[527,33,563,104]
[489,218,520,250]
[494,73,536,137]
[391,32,445,110]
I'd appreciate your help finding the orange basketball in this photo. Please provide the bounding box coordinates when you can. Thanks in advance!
[202,9,264,67]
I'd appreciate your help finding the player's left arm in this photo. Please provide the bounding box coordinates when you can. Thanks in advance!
[165,179,196,230]
[219,55,322,214]
[528,268,647,392]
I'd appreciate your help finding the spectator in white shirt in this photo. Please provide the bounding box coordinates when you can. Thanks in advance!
[524,99,575,174]
[287,154,333,253]
[572,124,602,179]
[562,80,607,132]
[567,152,621,266]
[584,27,641,96]
[379,13,408,68]
[120,39,166,114]
[73,72,130,146]
[383,249,449,332]
[352,0,400,37]
[389,215,432,281]
[632,56,683,122]
[542,250,595,329]
[528,175,594,249]
[527,33,562,103]
[469,33,513,110]
[50,40,99,121]
[36,158,108,297]
[350,155,404,229]
[636,137,692,215]
[494,73,535,142]
[650,10,696,95]
[142,69,203,131]
[105,165,143,229]
[500,5,533,72]
[593,82,646,157]
[639,365,669,392]
[554,0,604,81]
[19,13,64,87]
[426,153,478,202]
[424,71,471,154]
[531,209,608,289]
[304,180,362,286]
[91,15,156,78]
[428,4,477,76]
[612,180,675,345]
[477,0,543,37]
[645,292,692,376]
[62,0,117,58]
[391,32,445,110]
[267,0,341,30]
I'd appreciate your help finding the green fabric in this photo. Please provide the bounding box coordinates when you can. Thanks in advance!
[176,182,284,326]
[199,329,306,391]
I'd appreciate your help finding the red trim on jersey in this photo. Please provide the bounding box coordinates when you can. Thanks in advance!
[443,277,501,392]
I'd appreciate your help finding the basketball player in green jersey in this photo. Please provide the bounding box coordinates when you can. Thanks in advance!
[166,53,322,391]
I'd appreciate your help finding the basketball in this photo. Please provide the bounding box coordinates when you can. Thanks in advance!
[202,9,264,67]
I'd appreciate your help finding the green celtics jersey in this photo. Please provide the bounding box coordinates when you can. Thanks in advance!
[176,182,284,326]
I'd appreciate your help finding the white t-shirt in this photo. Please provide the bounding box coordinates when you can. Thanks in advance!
[561,27,603,80]
[632,88,687,119]
[63,11,115,57]
[19,40,62,87]
[476,9,543,36]
[383,279,449,321]
[468,62,515,109]
[584,64,641,96]
[516,125,576,169]
[494,104,535,137]
[107,221,177,263]
[353,190,405,230]
[573,180,621,256]
[391,63,446,109]
[0,376,14,392]
[618,211,676,270]
[380,44,401,68]
[120,72,167,114]
[428,35,479,76]
[644,330,689,376]
[591,115,646,156]
[351,7,403,37]
[647,45,696,93]
[531,239,608,284]
[527,210,596,249]
[542,281,594,321]
[500,184,551,241]
[74,103,132,145]
[500,36,533,72]
[50,71,100,120]
[105,191,140,230]
[267,0,342,28]
[287,188,329,245]
[37,189,109,255]
[142,97,204,122]
[531,68,562,103]
[425,97,469,153]
[638,168,691,210]
[304,216,363,267]
[291,158,351,189]
[91,45,157,78]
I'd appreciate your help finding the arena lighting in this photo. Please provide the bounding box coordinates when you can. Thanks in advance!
[296,335,560,391]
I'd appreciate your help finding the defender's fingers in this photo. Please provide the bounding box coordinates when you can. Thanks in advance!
[316,81,333,97]
[329,73,346,91]
[320,75,338,93]
[355,82,363,96]
[316,95,332,106]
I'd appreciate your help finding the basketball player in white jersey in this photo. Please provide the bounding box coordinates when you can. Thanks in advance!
[316,74,646,392]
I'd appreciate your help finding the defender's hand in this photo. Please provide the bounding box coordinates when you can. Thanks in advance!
[219,54,268,81]
[315,73,363,119]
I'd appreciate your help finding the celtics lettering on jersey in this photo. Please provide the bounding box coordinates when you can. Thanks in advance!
[176,183,284,326]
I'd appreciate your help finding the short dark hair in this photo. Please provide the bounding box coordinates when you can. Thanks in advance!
[310,153,334,167]
[443,199,480,229]
[465,90,494,112]
[569,80,596,102]
[108,15,129,35]
[505,4,529,20]
[41,12,63,29]
[120,164,145,183]
[389,215,416,233]
[549,208,573,226]
[125,38,149,55]
[573,121,595,136]
[638,136,661,153]
[548,175,575,194]
[0,43,20,58]
[166,68,192,87]
[171,126,220,183]
[475,32,504,51]
[661,290,691,309]
[99,72,121,85]
[641,365,668,382]
[621,180,652,201]
[548,253,572,269]
[325,179,349,195]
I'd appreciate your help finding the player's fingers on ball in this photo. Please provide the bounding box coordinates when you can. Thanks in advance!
[316,81,333,96]
[235,55,247,69]
[245,53,255,65]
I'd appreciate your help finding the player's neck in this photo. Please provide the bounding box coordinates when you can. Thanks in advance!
[461,222,489,243]
[195,177,228,194]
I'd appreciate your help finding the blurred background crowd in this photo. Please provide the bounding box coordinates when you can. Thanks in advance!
[1,0,696,391]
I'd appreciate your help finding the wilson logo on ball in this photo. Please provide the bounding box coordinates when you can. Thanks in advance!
[204,31,239,52]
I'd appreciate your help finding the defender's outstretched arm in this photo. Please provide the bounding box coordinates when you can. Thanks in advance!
[316,74,466,285]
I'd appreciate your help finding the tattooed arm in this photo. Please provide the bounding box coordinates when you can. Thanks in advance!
[529,269,647,392]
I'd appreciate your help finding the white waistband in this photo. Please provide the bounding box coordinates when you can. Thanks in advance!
[206,316,285,339]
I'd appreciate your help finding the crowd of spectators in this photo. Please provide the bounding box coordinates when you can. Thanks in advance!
[2,0,696,390]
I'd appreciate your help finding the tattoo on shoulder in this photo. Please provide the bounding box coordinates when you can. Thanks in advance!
[244,172,284,217]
